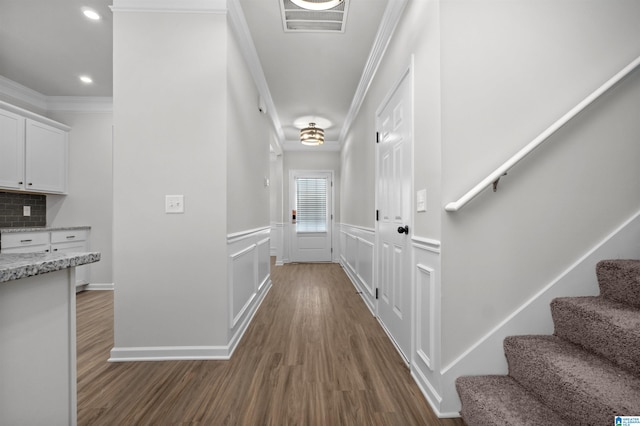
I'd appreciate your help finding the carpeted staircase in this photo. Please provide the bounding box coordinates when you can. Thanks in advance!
[456,259,640,425]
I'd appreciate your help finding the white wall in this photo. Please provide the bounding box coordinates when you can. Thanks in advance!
[47,110,113,285]
[112,10,229,355]
[226,22,272,235]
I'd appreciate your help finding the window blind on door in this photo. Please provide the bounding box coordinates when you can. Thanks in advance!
[296,177,327,233]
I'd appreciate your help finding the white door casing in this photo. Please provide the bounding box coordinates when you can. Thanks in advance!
[375,64,413,363]
[289,170,333,262]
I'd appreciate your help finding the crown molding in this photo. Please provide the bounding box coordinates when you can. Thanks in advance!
[0,76,113,114]
[0,75,48,111]
[47,96,113,113]
[110,0,227,13]
[227,0,285,155]
[338,0,408,146]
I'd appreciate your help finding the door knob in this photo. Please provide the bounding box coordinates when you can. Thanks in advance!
[397,225,409,234]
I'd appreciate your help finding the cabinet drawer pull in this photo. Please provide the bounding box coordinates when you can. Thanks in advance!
[66,235,76,239]
[53,248,58,252]
[18,181,23,185]
[28,182,33,186]
[20,239,33,243]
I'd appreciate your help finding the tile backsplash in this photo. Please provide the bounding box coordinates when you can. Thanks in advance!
[0,192,46,228]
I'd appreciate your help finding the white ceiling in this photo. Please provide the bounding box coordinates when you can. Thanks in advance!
[0,0,390,149]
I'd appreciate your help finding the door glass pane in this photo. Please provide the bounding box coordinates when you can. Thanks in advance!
[296,177,327,233]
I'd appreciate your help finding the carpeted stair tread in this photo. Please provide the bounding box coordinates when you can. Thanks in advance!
[504,335,640,426]
[552,296,640,376]
[596,260,640,308]
[456,375,569,426]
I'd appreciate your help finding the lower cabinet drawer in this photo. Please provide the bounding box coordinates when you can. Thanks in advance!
[1,232,50,251]
[51,229,88,244]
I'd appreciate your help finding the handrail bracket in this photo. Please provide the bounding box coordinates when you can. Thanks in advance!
[492,172,507,192]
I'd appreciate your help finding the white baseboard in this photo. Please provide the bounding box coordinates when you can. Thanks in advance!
[84,283,114,291]
[108,345,231,362]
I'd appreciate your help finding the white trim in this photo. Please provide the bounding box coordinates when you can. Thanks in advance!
[47,97,113,113]
[229,243,257,260]
[339,0,408,146]
[0,75,48,111]
[227,226,270,244]
[415,263,435,371]
[110,0,227,13]
[411,236,441,254]
[109,345,231,361]
[84,283,115,291]
[341,223,375,234]
[0,100,70,131]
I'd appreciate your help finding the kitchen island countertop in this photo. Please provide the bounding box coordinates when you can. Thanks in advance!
[0,251,100,283]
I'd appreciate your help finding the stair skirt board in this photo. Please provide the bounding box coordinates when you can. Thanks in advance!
[440,209,640,416]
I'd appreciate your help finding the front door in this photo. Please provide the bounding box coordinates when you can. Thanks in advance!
[376,67,413,362]
[290,170,333,262]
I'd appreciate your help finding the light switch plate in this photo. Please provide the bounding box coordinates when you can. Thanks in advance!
[23,206,31,216]
[165,195,184,214]
[416,189,427,212]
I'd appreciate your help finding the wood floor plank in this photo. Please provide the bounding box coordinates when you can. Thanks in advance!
[77,260,465,425]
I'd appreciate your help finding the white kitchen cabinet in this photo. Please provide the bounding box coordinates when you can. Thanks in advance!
[0,109,25,190]
[1,228,90,287]
[25,119,68,193]
[0,103,69,194]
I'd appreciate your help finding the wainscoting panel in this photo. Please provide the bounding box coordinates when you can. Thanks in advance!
[339,224,376,314]
[416,263,435,371]
[227,227,272,356]
[410,236,444,415]
[229,243,257,328]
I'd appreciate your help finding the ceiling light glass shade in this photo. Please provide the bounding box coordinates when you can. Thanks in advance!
[300,123,324,146]
[290,0,344,11]
[82,8,101,20]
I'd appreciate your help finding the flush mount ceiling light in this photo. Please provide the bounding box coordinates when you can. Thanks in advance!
[290,0,343,11]
[300,123,325,146]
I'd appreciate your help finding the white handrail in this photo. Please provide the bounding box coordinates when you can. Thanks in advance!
[445,55,640,212]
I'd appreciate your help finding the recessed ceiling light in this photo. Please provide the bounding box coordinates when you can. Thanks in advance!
[82,8,101,20]
[79,75,93,84]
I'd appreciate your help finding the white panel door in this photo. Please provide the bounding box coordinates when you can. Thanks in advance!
[290,171,333,262]
[376,68,412,361]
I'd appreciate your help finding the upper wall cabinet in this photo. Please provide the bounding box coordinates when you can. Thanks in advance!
[0,104,69,195]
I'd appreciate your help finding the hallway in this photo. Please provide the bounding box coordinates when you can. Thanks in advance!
[77,261,465,425]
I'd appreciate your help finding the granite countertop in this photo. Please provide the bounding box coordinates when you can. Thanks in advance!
[0,226,91,234]
[0,251,101,283]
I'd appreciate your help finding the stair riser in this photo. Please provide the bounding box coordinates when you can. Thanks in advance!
[596,260,640,307]
[551,299,640,376]
[505,339,620,426]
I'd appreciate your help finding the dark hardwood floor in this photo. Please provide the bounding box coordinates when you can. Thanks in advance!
[77,260,465,425]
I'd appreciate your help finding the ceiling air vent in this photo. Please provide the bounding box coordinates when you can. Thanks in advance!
[280,0,349,33]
